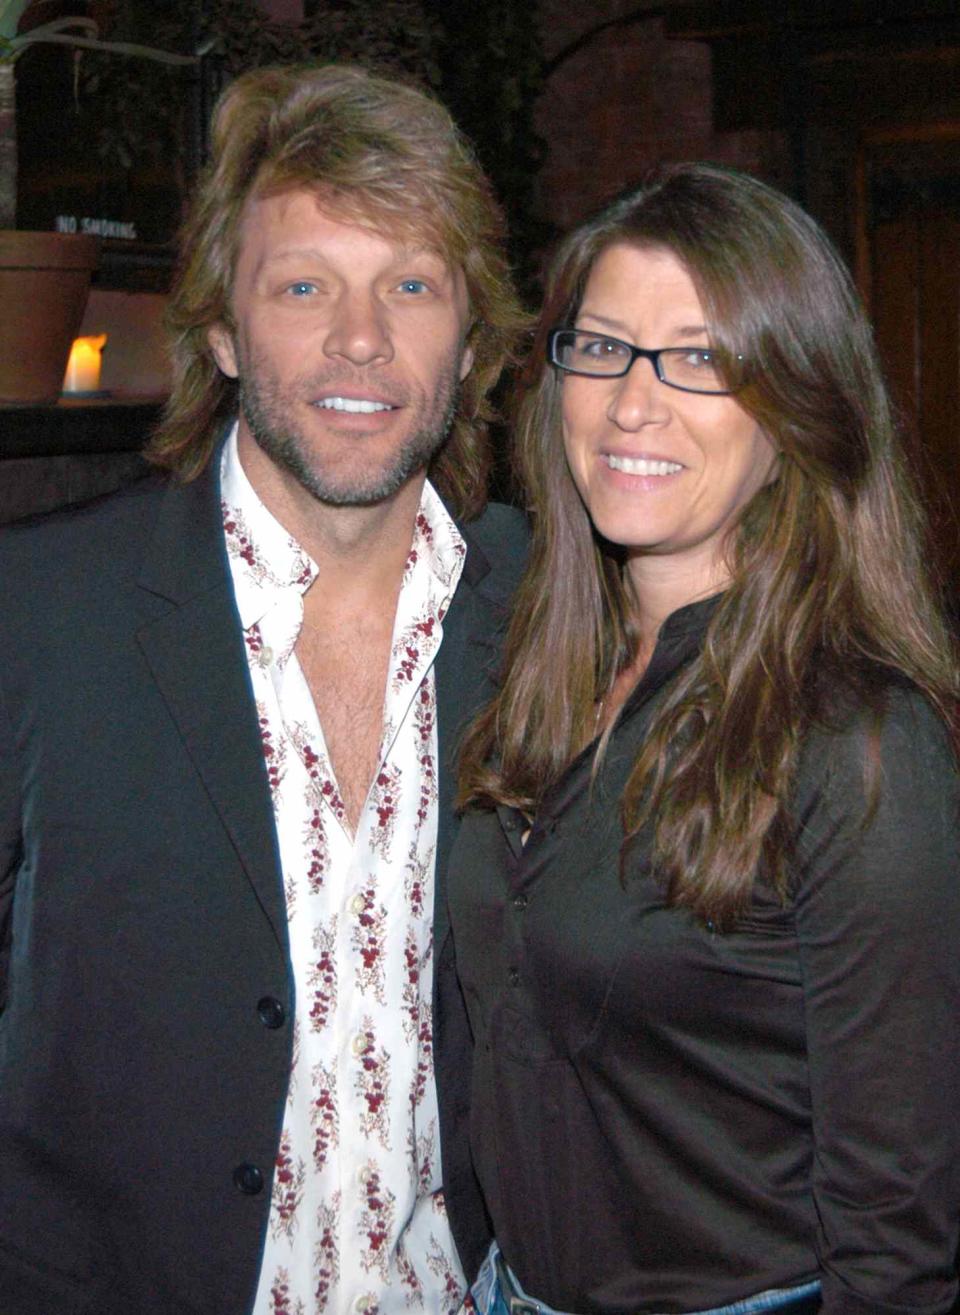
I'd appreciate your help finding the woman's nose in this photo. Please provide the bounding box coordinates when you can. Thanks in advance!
[607,356,669,430]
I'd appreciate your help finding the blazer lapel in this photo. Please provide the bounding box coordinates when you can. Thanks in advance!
[434,529,503,950]
[135,463,288,954]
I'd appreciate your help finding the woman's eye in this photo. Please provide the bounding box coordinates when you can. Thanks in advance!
[682,349,715,368]
[585,336,626,358]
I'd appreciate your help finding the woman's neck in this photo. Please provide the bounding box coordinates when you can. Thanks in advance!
[624,548,729,647]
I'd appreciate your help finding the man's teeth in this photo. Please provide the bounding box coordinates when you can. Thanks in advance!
[605,455,682,476]
[316,397,393,413]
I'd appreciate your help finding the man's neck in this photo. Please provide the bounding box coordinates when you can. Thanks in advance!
[236,428,425,610]
[236,431,428,831]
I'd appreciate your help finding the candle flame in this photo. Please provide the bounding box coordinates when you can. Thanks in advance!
[63,333,108,393]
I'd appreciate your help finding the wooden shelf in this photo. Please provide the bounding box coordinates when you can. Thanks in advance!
[0,395,166,459]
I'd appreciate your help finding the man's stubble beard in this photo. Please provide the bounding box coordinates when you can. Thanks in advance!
[237,352,461,508]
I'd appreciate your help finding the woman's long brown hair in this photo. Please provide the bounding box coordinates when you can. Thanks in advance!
[458,163,959,926]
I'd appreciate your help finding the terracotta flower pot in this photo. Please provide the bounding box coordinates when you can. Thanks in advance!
[0,230,99,404]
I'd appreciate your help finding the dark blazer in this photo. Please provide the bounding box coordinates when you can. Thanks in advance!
[0,456,523,1314]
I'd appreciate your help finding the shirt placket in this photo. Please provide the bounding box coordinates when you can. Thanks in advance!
[225,434,468,1312]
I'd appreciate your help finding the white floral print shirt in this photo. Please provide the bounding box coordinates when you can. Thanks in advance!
[219,430,468,1315]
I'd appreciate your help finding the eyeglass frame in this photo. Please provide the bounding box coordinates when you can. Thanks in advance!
[546,326,745,396]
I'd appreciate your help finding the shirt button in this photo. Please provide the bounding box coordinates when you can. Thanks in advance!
[508,967,520,987]
[354,1295,376,1313]
[257,996,285,1029]
[258,646,273,667]
[351,1032,370,1057]
[233,1162,264,1195]
[349,892,367,916]
[512,893,528,912]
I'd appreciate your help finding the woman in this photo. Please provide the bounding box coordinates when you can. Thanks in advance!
[451,163,960,1315]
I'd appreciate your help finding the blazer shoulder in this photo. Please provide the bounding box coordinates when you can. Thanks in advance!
[0,471,167,558]
[0,473,171,610]
[460,501,529,592]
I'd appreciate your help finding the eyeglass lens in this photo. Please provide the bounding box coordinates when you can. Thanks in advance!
[552,330,730,393]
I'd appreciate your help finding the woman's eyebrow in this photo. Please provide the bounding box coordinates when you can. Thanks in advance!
[577,311,711,340]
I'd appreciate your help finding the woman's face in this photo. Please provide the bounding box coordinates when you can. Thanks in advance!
[561,243,778,599]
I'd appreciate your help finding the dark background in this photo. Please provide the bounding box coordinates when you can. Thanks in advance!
[5,0,960,596]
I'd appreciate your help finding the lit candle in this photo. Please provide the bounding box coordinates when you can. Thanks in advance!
[63,334,108,394]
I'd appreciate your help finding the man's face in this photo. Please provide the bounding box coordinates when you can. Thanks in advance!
[209,189,474,508]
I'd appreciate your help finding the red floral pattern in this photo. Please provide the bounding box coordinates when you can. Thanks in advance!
[307,919,337,1035]
[426,1229,468,1313]
[313,1196,340,1311]
[402,926,421,1043]
[352,885,388,1003]
[369,763,402,860]
[270,1130,307,1243]
[310,1061,338,1173]
[221,433,466,1313]
[355,1020,392,1149]
[358,1162,396,1280]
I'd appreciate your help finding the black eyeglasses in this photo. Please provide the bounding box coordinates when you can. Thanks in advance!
[547,328,744,395]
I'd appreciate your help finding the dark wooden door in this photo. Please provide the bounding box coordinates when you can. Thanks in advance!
[866,145,960,595]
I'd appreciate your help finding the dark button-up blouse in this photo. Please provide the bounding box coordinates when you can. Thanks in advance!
[448,597,960,1315]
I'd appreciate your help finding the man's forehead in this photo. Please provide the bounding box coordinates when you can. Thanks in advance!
[240,183,459,270]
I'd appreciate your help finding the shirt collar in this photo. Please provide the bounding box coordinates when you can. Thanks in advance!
[406,482,466,615]
[220,423,318,632]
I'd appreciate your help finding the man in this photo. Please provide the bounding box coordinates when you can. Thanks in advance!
[0,64,526,1314]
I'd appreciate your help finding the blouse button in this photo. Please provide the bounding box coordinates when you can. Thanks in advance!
[508,967,520,987]
[512,893,528,912]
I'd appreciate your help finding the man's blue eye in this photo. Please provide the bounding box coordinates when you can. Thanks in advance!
[287,282,316,296]
[399,279,428,294]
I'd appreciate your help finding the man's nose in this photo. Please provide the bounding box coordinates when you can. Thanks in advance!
[322,291,393,366]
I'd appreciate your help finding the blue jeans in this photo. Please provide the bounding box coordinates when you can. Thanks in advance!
[471,1242,822,1315]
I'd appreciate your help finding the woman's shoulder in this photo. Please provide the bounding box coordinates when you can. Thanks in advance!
[796,667,958,828]
[808,666,952,751]
[786,668,960,928]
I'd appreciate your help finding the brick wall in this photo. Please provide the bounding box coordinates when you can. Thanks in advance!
[535,5,789,233]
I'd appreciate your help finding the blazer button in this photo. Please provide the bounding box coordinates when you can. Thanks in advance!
[233,1163,264,1195]
[257,996,286,1029]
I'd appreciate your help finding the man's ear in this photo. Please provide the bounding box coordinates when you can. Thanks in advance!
[458,342,475,383]
[208,323,239,379]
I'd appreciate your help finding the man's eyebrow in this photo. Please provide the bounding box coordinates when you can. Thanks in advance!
[259,246,332,264]
[258,244,453,273]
